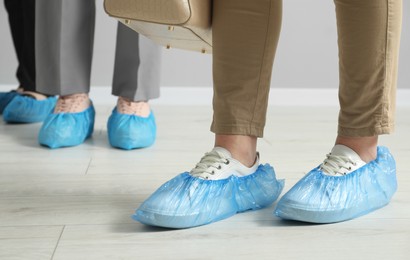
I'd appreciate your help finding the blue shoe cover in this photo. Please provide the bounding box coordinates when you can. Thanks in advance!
[107,108,156,150]
[3,95,57,123]
[133,164,285,228]
[0,91,19,114]
[38,105,95,149]
[275,146,397,223]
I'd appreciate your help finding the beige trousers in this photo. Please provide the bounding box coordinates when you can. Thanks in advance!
[211,0,402,138]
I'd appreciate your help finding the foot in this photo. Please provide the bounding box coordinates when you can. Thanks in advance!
[38,93,95,149]
[54,93,90,113]
[133,147,284,228]
[116,97,150,117]
[21,91,48,101]
[275,146,397,223]
[2,91,57,123]
[107,97,156,150]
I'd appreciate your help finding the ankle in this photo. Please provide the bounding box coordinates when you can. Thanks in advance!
[55,93,90,113]
[117,97,150,117]
[22,91,47,101]
[335,135,378,163]
[215,134,257,167]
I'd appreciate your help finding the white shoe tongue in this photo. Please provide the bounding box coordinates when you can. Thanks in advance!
[212,147,232,159]
[331,145,363,162]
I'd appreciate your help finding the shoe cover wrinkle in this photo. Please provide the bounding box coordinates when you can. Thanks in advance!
[38,104,95,148]
[133,164,284,228]
[3,95,57,123]
[107,107,156,150]
[275,147,397,223]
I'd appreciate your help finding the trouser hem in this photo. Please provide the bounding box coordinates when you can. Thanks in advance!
[210,123,264,138]
[338,123,395,137]
[111,89,160,102]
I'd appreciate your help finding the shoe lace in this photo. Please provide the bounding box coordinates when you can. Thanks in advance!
[320,153,357,176]
[190,150,230,179]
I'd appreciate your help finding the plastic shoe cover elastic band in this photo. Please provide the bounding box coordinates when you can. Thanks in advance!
[274,146,397,223]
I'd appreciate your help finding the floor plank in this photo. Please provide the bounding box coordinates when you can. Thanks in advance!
[0,105,409,260]
[52,219,410,260]
[0,226,64,260]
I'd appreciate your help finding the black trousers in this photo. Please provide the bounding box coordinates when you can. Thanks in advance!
[4,0,36,92]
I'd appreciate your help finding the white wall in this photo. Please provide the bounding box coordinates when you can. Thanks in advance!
[0,0,409,88]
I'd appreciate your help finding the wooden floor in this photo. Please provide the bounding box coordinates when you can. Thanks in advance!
[0,104,409,260]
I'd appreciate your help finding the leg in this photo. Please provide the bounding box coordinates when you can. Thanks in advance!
[112,22,161,102]
[37,0,96,148]
[275,0,402,223]
[108,22,161,150]
[36,0,95,96]
[4,0,36,91]
[212,0,283,166]
[1,0,26,113]
[134,0,285,229]
[2,0,57,122]
[335,0,402,162]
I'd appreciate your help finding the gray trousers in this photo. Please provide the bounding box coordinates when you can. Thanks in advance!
[35,0,161,101]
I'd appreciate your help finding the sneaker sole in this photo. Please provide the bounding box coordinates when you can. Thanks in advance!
[275,198,390,223]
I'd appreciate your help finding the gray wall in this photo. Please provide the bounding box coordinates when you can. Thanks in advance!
[0,0,409,88]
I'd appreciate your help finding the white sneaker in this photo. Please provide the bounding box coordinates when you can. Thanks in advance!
[320,144,367,176]
[275,146,396,223]
[133,147,284,228]
[190,147,259,180]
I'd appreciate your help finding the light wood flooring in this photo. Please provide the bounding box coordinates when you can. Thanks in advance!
[0,104,409,260]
